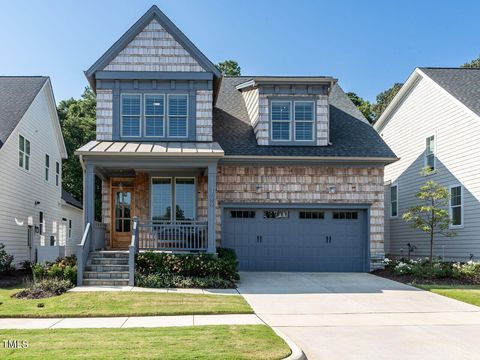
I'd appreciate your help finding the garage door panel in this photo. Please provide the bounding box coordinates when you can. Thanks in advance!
[223,207,368,272]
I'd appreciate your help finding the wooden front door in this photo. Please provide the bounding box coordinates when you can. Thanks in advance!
[111,185,134,248]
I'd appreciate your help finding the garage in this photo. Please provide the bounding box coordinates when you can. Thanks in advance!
[222,206,369,272]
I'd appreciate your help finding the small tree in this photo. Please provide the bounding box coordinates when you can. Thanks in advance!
[216,60,241,76]
[402,170,456,262]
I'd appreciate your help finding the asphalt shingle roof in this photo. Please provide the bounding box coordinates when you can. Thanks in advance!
[213,76,397,159]
[0,76,48,148]
[62,189,83,210]
[420,68,480,117]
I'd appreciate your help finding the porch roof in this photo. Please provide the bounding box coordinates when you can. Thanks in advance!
[76,141,224,157]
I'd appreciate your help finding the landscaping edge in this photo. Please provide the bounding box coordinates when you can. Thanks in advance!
[273,328,307,360]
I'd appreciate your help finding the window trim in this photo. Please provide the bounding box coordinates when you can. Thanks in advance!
[449,184,463,229]
[167,94,189,139]
[270,100,292,142]
[45,153,50,182]
[424,134,436,172]
[120,93,142,138]
[293,100,315,142]
[18,134,31,171]
[143,94,166,138]
[390,184,398,218]
[150,176,196,222]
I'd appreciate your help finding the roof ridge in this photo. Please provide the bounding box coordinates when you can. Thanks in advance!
[419,67,480,70]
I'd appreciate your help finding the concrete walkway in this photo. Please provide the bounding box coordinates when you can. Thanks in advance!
[0,314,262,329]
[237,272,480,360]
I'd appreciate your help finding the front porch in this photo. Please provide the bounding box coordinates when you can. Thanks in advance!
[75,141,224,285]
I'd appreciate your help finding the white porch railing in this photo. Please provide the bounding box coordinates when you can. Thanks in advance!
[138,221,208,251]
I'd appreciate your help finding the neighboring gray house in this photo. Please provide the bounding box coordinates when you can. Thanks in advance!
[75,5,397,285]
[375,67,480,261]
[0,76,83,265]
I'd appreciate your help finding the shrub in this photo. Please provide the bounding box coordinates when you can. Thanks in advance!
[12,278,73,299]
[453,261,480,282]
[135,273,235,289]
[32,256,77,284]
[0,243,14,273]
[411,260,453,278]
[19,260,32,271]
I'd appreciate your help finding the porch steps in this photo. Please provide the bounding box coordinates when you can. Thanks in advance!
[82,251,130,286]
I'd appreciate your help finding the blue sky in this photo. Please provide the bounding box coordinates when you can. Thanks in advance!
[0,0,478,103]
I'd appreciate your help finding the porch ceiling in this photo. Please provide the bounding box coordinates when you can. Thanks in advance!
[76,141,224,157]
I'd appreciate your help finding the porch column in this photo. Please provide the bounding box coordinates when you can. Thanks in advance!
[207,163,217,254]
[84,162,95,251]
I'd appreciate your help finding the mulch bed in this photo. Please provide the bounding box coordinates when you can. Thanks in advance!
[371,268,478,286]
[0,269,31,287]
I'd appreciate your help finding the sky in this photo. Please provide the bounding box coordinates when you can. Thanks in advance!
[0,0,478,103]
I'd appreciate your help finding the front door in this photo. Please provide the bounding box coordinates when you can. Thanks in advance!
[111,186,134,248]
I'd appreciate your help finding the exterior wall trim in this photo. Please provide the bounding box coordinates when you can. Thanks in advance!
[96,71,213,81]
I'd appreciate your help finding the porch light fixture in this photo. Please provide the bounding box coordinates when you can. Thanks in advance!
[34,201,41,206]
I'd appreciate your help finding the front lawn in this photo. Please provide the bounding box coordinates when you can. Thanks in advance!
[416,285,480,307]
[0,287,252,318]
[0,325,291,359]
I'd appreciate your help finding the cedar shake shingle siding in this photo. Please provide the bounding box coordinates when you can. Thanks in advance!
[96,90,113,141]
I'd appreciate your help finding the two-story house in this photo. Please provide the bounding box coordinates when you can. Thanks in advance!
[75,5,397,285]
[0,76,83,266]
[375,67,480,261]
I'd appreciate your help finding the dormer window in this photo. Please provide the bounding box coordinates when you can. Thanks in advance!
[270,99,315,143]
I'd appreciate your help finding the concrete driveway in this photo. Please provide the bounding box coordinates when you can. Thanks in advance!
[237,272,480,360]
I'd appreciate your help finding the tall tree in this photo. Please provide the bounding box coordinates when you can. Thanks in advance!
[57,87,96,200]
[371,83,403,122]
[402,169,456,262]
[346,92,374,123]
[216,60,241,76]
[461,55,480,68]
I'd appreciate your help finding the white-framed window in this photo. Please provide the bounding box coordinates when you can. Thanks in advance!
[55,161,60,186]
[271,101,291,141]
[425,135,435,171]
[390,184,398,217]
[151,177,195,222]
[39,211,44,235]
[45,154,50,181]
[18,135,30,170]
[294,101,315,141]
[167,94,188,138]
[144,94,165,137]
[121,94,141,137]
[68,219,72,239]
[449,185,463,228]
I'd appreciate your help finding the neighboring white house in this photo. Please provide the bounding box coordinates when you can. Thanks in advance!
[375,67,480,261]
[0,76,83,266]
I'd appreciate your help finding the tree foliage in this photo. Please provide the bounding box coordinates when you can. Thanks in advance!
[346,92,374,123]
[461,55,480,68]
[402,169,456,261]
[57,87,96,200]
[371,83,403,122]
[216,60,241,76]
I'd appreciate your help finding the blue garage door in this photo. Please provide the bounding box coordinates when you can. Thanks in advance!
[223,207,368,272]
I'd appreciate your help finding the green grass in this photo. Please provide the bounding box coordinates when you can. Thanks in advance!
[0,287,252,318]
[0,325,291,359]
[416,285,480,306]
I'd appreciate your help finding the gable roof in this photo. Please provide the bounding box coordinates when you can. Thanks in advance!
[0,76,48,149]
[375,67,480,132]
[419,67,480,118]
[213,76,397,161]
[85,5,221,88]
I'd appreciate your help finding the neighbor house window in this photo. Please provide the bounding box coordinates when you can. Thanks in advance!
[145,94,165,137]
[121,94,141,137]
[68,219,72,239]
[55,161,60,186]
[271,101,291,141]
[168,95,188,138]
[449,185,463,227]
[18,135,30,170]
[390,185,398,217]
[39,211,44,235]
[425,135,435,171]
[294,101,315,141]
[151,177,195,222]
[45,154,50,181]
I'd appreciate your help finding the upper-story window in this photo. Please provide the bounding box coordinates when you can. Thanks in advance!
[55,161,60,186]
[45,154,50,181]
[449,185,463,228]
[271,100,315,142]
[18,135,30,171]
[120,93,188,139]
[390,185,398,217]
[425,135,435,171]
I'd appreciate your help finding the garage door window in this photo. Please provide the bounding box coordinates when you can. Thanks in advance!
[230,210,255,218]
[264,210,289,219]
[333,211,358,220]
[299,211,325,219]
